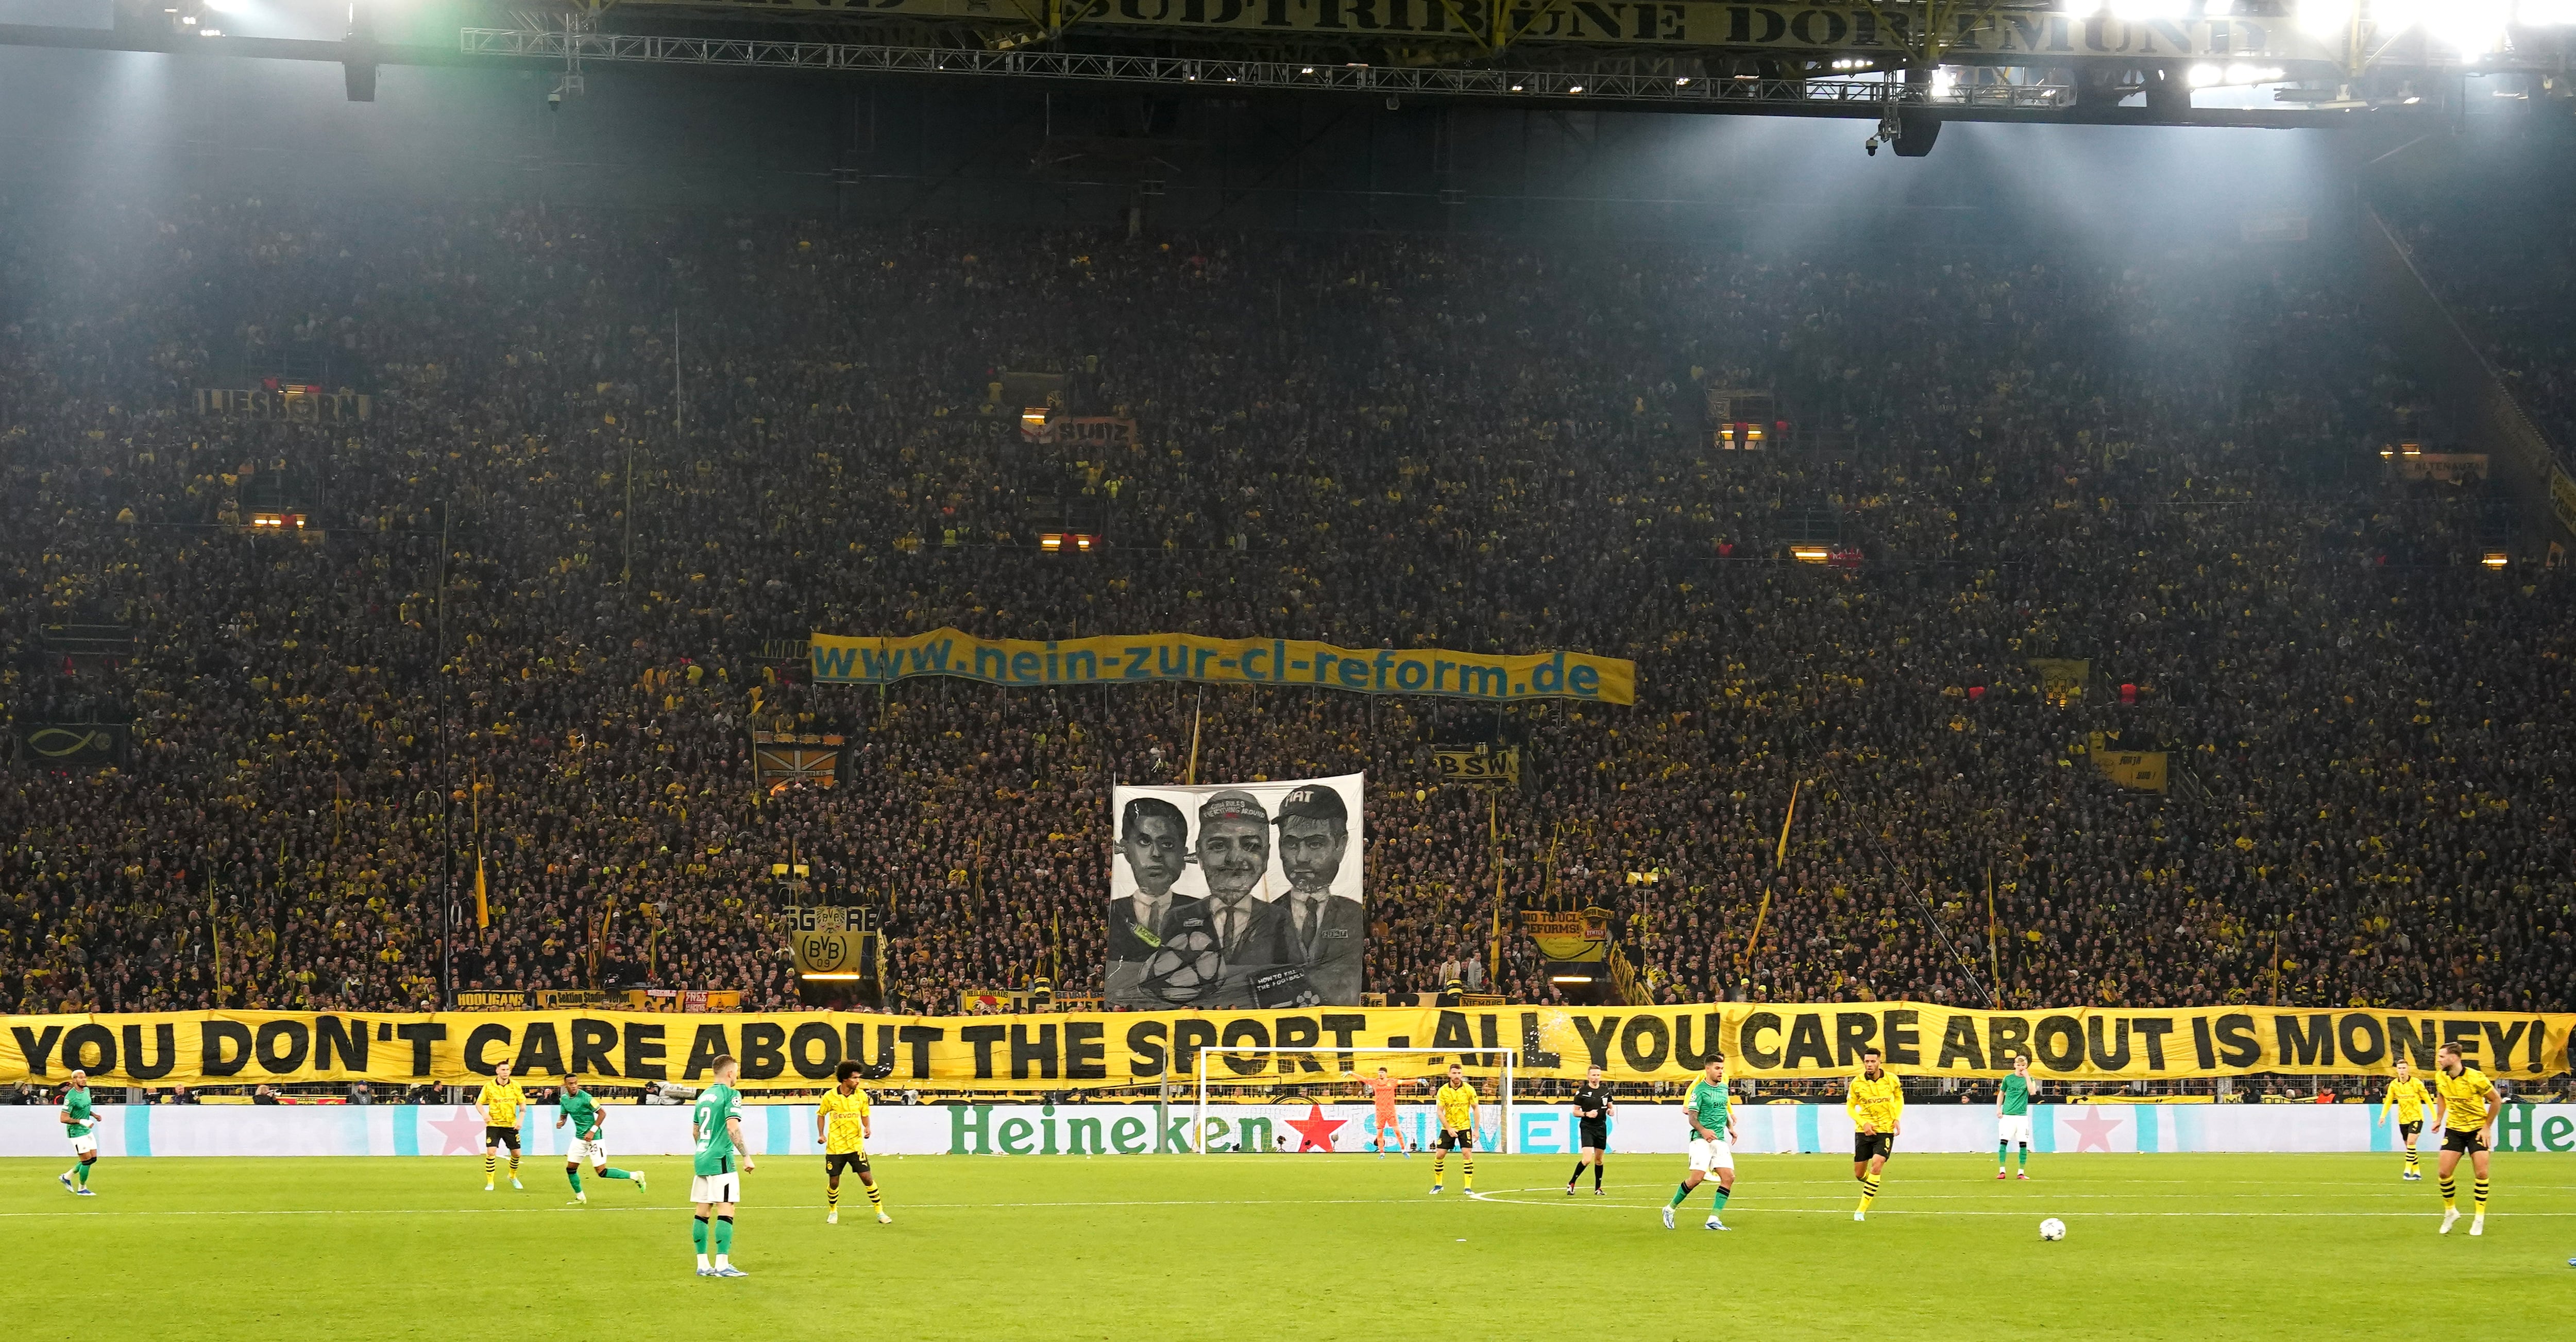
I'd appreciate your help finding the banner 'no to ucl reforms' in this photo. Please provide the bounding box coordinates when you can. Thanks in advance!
[809,629,1635,704]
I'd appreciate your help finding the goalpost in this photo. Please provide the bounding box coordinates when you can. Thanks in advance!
[1192,1045,1518,1156]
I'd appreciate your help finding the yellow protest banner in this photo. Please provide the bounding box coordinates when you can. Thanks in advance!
[810,629,1635,705]
[7,1004,2563,1091]
[2098,750,2168,792]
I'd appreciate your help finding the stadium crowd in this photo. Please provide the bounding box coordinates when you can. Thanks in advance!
[1,193,2569,1024]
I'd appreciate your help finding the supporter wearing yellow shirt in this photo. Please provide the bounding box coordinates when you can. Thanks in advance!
[815,1061,889,1226]
[475,1060,529,1191]
[1429,1064,1479,1196]
[1846,1049,1905,1221]
[2431,1043,2501,1237]
[2381,1059,2431,1181]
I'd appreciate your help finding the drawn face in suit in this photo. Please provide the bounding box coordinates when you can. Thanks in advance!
[1120,803,1187,903]
[1198,816,1270,903]
[1277,816,1348,897]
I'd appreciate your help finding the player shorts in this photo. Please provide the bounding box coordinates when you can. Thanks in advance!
[2398,1120,2423,1140]
[825,1151,871,1178]
[68,1133,97,1158]
[1578,1120,1610,1151]
[1997,1115,2034,1145]
[1436,1126,1475,1153]
[1854,1132,1896,1163]
[690,1172,742,1204]
[484,1125,521,1151]
[566,1136,607,1167]
[2441,1128,2488,1154]
[1687,1137,1733,1173]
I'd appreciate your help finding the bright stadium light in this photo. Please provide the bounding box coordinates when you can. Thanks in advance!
[2520,0,2576,24]
[2189,62,2224,86]
[2297,0,2356,38]
[2379,0,2510,52]
[2108,0,2192,20]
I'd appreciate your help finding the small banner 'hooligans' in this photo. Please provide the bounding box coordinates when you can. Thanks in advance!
[7,1003,2564,1092]
[809,629,1635,704]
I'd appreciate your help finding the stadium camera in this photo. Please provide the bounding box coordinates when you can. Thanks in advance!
[547,90,563,110]
[1384,94,1400,111]
[1865,135,1880,156]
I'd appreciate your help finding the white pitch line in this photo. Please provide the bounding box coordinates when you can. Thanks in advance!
[0,1193,1438,1220]
[1461,1188,2572,1216]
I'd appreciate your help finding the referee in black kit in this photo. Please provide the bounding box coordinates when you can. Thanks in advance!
[1566,1064,1614,1196]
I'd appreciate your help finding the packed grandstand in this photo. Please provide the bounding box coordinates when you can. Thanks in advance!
[1,186,2569,1055]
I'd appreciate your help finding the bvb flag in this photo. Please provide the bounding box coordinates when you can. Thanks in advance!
[473,849,490,929]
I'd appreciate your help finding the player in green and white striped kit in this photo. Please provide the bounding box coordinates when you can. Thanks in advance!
[1995,1053,2038,1180]
[57,1070,99,1196]
[1664,1056,1738,1232]
[555,1077,645,1204]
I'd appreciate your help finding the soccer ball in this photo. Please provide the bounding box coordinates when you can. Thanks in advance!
[1139,927,1222,1004]
[2038,1218,2066,1242]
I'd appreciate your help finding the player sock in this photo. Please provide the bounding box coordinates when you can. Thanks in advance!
[2439,1177,2456,1208]
[714,1214,735,1260]
[1709,1184,1729,1211]
[2017,1144,2028,1168]
[600,1167,633,1181]
[1592,1160,1604,1191]
[1858,1176,1879,1211]
[1569,1159,1587,1185]
[1463,1156,1473,1191]
[1432,1154,1445,1179]
[568,1167,583,1193]
[1996,1142,2007,1168]
[827,1184,841,1214]
[2473,1178,2489,1213]
[693,1215,709,1265]
[484,1155,496,1182]
[866,1184,884,1208]
[75,1161,91,1187]
[509,1153,521,1176]
[1669,1182,1692,1208]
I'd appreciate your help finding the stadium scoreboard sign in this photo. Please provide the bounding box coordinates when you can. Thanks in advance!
[6,1003,2563,1092]
[640,0,2341,64]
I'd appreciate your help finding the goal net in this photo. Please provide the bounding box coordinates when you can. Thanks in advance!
[1191,1045,1518,1155]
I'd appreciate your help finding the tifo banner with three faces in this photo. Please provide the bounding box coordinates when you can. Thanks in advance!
[1106,775,1364,1012]
[4,1004,2566,1093]
[808,628,1636,703]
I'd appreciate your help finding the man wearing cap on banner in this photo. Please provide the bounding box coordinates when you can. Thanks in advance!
[1197,789,1290,1008]
[1276,783,1365,1004]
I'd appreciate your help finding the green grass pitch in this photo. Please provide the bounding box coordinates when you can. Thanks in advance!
[12,1152,2571,1337]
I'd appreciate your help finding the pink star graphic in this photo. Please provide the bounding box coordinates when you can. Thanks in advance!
[428,1106,490,1156]
[2063,1107,2124,1153]
[1285,1103,1347,1152]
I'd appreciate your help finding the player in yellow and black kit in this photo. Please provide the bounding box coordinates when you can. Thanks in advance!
[1428,1064,1478,1196]
[477,1060,529,1191]
[816,1060,890,1226]
[2382,1058,2431,1182]
[2431,1042,2500,1237]
[1846,1049,1904,1222]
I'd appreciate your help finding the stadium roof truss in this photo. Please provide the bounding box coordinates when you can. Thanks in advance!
[2,1,2568,122]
